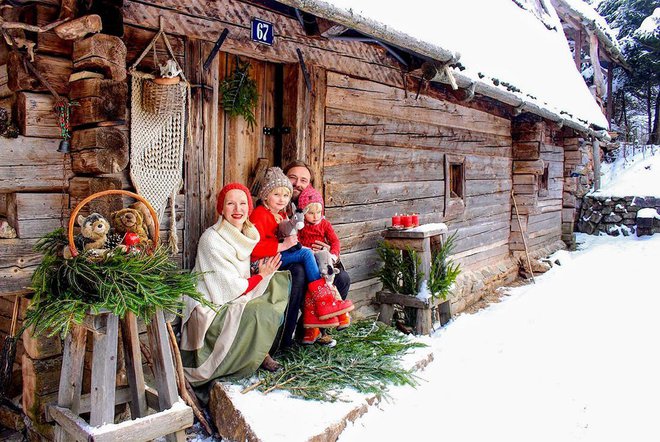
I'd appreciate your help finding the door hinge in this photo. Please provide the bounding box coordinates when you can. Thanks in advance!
[263,126,291,136]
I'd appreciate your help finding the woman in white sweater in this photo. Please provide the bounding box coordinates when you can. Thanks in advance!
[180,183,290,387]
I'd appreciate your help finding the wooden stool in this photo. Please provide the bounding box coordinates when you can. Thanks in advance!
[377,224,452,335]
[47,310,193,441]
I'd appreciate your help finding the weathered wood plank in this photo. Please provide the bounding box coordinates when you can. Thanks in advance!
[7,52,72,95]
[325,108,512,156]
[326,72,510,137]
[6,193,68,238]
[325,180,444,207]
[89,314,119,426]
[0,136,67,166]
[0,64,11,98]
[0,165,73,193]
[324,141,444,168]
[341,248,380,283]
[324,160,444,184]
[307,65,327,192]
[119,313,147,419]
[326,197,444,225]
[14,92,61,138]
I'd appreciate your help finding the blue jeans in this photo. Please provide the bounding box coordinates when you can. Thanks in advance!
[279,247,320,283]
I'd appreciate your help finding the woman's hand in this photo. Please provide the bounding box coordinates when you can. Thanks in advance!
[258,254,282,276]
[278,234,298,252]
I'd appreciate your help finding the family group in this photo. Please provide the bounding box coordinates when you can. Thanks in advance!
[179,161,353,389]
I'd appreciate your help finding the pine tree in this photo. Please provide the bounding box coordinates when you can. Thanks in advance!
[598,0,659,143]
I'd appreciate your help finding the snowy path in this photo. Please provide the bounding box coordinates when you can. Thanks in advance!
[338,234,660,442]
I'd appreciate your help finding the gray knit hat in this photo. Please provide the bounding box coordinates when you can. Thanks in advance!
[258,167,293,201]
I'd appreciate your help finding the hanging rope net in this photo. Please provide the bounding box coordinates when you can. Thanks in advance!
[129,26,188,253]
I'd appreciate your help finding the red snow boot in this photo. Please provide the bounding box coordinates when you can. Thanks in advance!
[336,312,351,331]
[308,278,354,320]
[302,288,340,329]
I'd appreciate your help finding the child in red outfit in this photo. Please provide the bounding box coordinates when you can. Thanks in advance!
[250,168,353,346]
[298,186,341,263]
[297,186,352,341]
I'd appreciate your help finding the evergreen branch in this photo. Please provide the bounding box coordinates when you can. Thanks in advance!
[241,320,426,402]
[26,231,212,338]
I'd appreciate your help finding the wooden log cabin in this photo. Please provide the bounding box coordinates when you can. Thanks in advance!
[0,0,610,438]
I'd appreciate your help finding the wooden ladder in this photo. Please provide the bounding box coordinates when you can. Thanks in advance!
[47,310,193,442]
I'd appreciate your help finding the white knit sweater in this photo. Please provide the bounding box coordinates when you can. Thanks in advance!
[182,218,267,324]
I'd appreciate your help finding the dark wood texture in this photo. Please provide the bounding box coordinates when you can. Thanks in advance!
[7,52,72,95]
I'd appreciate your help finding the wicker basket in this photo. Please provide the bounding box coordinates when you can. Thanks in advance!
[141,79,184,116]
[67,190,160,258]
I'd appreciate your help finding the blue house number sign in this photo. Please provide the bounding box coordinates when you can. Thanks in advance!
[251,18,274,45]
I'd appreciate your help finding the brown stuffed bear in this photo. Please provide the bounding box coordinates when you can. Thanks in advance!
[111,208,152,248]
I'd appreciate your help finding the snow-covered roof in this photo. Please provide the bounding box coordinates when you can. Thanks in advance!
[277,0,610,135]
[552,0,625,66]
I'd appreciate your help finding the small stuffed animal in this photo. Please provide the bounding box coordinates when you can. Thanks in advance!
[63,213,111,259]
[314,249,341,287]
[111,208,151,248]
[129,201,156,241]
[277,202,306,252]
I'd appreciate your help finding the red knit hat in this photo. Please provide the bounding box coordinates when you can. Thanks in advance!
[298,186,324,212]
[217,183,253,215]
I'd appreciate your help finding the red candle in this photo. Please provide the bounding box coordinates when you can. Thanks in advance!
[401,214,412,228]
[411,213,419,226]
[392,214,402,227]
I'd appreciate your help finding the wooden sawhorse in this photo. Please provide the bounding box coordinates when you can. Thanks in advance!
[47,310,193,441]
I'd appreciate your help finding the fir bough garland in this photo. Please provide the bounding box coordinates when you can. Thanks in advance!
[220,57,259,129]
[26,229,209,338]
[243,320,426,402]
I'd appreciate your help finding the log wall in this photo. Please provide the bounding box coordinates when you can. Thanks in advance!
[510,119,565,256]
[324,72,513,303]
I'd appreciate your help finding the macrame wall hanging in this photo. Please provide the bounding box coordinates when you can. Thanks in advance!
[128,20,189,253]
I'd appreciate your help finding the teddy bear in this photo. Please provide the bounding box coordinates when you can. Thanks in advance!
[110,208,152,249]
[63,213,111,259]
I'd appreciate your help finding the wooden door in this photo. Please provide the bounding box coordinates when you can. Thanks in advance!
[220,53,279,185]
[184,40,281,268]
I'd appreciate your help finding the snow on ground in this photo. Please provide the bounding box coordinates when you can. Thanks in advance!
[338,233,660,442]
[593,145,660,197]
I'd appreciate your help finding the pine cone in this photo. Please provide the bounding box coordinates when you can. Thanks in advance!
[3,124,19,138]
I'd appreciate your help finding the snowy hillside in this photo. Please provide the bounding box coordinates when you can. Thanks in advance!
[593,144,660,197]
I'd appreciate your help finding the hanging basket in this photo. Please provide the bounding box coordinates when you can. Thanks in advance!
[141,78,185,116]
[67,189,160,258]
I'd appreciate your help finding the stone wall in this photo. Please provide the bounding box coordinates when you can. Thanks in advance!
[577,195,660,236]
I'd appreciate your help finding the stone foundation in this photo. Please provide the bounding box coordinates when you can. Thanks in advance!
[577,195,660,236]
[450,239,565,313]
